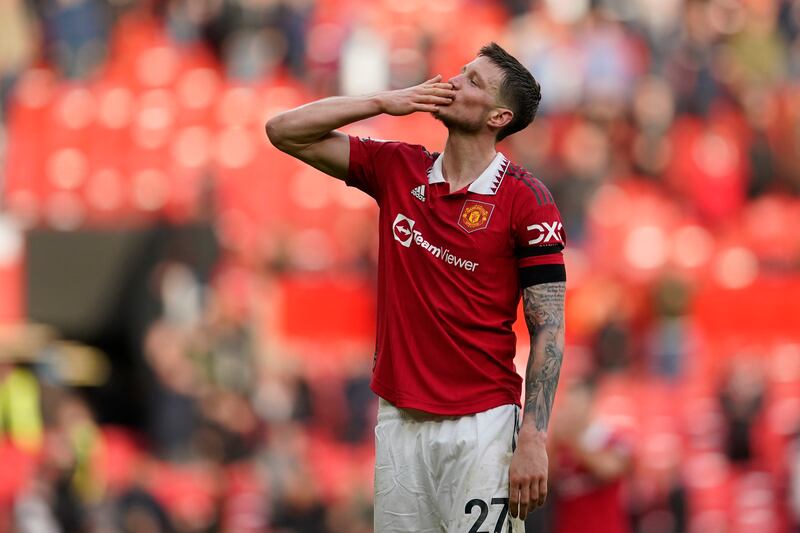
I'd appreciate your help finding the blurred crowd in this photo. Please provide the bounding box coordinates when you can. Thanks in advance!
[1,284,377,533]
[1,0,800,532]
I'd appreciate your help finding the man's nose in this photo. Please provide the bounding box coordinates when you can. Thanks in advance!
[448,75,461,88]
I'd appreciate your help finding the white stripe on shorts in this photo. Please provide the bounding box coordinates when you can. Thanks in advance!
[374,398,525,533]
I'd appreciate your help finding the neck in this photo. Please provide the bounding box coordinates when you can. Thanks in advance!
[441,131,498,192]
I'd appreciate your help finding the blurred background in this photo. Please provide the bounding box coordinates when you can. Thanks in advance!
[0,0,799,532]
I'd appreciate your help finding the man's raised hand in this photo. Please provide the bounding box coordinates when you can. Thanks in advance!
[377,75,455,116]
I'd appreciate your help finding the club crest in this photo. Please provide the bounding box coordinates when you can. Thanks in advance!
[458,200,494,233]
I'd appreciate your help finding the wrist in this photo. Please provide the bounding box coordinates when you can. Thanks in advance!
[369,92,388,114]
[518,421,548,443]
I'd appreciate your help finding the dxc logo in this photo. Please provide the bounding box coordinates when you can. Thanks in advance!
[527,221,563,245]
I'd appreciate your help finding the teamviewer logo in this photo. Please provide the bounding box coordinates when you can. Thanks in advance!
[392,213,415,247]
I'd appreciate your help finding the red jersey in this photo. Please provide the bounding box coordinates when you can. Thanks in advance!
[553,423,632,533]
[346,136,566,415]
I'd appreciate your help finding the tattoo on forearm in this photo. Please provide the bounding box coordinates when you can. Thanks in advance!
[522,281,566,432]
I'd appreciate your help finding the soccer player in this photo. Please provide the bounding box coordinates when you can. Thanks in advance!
[266,42,566,532]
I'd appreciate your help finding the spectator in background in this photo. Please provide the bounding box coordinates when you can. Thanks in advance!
[192,296,257,398]
[270,463,330,533]
[14,392,103,532]
[664,0,725,117]
[115,486,173,533]
[0,0,38,113]
[14,473,63,533]
[189,0,311,81]
[579,9,640,109]
[551,118,610,243]
[718,356,766,468]
[162,0,220,45]
[549,377,633,533]
[627,464,688,533]
[647,276,694,380]
[259,421,331,532]
[33,0,110,79]
[630,76,675,179]
[0,326,46,453]
[0,358,43,452]
[592,316,633,373]
[340,358,374,443]
[143,320,200,460]
[339,20,390,96]
[741,86,780,198]
[324,496,373,533]
[724,0,788,92]
[195,388,260,463]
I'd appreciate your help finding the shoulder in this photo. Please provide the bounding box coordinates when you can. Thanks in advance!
[504,161,555,207]
[395,140,438,166]
[353,136,429,155]
[353,136,436,164]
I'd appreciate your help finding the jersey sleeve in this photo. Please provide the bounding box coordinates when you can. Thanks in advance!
[346,135,399,202]
[512,178,567,289]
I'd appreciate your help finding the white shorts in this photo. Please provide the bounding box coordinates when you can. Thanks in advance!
[374,398,525,533]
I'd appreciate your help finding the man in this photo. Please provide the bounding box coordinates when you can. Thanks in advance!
[266,42,566,532]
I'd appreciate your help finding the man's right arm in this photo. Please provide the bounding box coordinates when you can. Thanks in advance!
[265,76,455,181]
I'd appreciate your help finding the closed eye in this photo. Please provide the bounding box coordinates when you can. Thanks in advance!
[461,65,483,87]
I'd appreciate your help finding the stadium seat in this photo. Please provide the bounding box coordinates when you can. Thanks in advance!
[148,461,218,526]
[97,427,143,491]
[277,275,375,343]
[0,442,38,503]
[219,462,268,532]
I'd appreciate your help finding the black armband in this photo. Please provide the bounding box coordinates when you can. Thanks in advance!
[515,244,564,258]
[519,264,566,289]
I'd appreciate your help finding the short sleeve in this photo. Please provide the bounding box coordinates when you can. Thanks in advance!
[512,177,567,288]
[346,135,398,202]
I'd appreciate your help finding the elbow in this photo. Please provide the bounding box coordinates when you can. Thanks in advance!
[266,116,308,156]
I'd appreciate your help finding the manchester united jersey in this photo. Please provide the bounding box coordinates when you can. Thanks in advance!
[347,135,566,415]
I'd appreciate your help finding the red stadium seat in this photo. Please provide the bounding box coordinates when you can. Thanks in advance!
[0,442,39,503]
[277,275,376,344]
[54,86,96,131]
[97,427,143,491]
[220,462,268,532]
[148,462,218,525]
[175,68,223,119]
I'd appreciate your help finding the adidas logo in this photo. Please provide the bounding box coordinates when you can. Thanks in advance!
[411,184,426,202]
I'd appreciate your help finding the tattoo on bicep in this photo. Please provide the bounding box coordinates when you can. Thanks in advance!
[522,282,566,432]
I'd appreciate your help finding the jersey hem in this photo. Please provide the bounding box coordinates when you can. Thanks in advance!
[370,377,521,416]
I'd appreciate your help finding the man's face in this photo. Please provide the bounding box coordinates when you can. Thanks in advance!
[435,56,508,134]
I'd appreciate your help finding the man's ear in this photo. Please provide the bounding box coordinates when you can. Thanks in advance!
[488,108,513,130]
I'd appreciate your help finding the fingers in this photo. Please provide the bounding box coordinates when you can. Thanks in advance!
[413,88,454,104]
[428,88,456,98]
[419,95,453,106]
[509,484,520,519]
[509,478,547,520]
[537,477,547,507]
[411,93,452,114]
[412,103,440,113]
[518,482,531,518]
[421,75,454,91]
[421,85,455,97]
[528,479,540,514]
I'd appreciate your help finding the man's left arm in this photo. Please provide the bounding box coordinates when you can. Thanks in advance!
[508,280,566,519]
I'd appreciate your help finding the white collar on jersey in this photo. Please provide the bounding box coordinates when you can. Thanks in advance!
[426,151,510,195]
